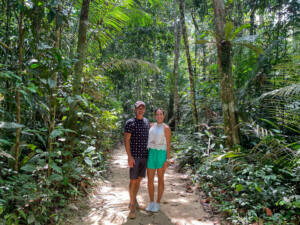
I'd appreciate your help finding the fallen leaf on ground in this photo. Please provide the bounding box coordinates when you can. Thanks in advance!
[265,207,273,216]
[201,197,211,203]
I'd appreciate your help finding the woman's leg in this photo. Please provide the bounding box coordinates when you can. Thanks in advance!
[156,167,166,203]
[147,168,156,202]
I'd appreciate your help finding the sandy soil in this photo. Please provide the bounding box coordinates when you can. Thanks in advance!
[65,145,218,225]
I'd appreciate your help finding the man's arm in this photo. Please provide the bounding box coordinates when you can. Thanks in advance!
[124,132,135,168]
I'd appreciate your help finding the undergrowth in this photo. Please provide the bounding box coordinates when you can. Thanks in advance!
[174,124,300,225]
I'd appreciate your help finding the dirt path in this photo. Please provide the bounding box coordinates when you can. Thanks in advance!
[66,145,216,225]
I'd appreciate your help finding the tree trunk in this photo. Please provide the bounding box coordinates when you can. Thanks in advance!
[173,0,181,130]
[179,0,198,129]
[250,9,256,35]
[212,0,240,147]
[48,4,62,176]
[15,0,24,171]
[74,0,90,94]
[68,0,90,157]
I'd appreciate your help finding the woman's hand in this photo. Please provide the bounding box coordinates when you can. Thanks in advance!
[163,159,170,170]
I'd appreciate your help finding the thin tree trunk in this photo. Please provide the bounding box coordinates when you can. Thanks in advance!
[212,0,240,147]
[250,9,256,35]
[68,0,90,157]
[191,11,199,79]
[173,0,181,130]
[202,45,207,81]
[179,0,198,129]
[48,4,62,176]
[15,0,24,171]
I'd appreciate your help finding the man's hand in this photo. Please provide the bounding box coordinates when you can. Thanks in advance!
[128,156,135,168]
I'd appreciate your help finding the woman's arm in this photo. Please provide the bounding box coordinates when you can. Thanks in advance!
[164,124,172,165]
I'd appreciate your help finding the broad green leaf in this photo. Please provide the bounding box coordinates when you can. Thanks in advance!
[255,184,262,192]
[27,144,37,150]
[27,213,35,224]
[0,205,3,214]
[0,71,21,80]
[21,164,36,172]
[26,83,38,93]
[231,24,250,40]
[224,21,234,40]
[0,139,12,145]
[236,184,243,192]
[50,129,63,139]
[49,174,63,182]
[84,157,93,166]
[48,78,57,89]
[293,200,300,208]
[0,149,15,160]
[30,64,39,69]
[58,128,76,133]
[0,121,24,129]
[85,146,96,154]
[235,42,263,56]
[50,162,62,174]
[18,209,26,219]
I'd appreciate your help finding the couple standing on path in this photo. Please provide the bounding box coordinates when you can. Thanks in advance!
[124,101,171,219]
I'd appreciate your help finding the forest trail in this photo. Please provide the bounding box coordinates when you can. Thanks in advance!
[66,144,217,225]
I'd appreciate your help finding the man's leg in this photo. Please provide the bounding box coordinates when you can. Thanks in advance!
[129,179,138,205]
[147,168,156,202]
[128,178,140,219]
[133,177,142,201]
[157,167,166,203]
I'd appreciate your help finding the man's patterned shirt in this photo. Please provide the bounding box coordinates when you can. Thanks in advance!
[124,117,149,159]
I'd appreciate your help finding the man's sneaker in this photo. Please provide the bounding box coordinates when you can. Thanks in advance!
[152,202,160,212]
[146,202,155,212]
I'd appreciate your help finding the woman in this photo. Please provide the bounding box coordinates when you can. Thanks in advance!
[146,108,171,212]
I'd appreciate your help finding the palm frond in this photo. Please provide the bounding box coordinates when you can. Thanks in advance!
[89,0,136,49]
[259,83,300,99]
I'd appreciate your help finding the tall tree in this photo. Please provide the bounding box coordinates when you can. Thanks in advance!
[14,0,24,171]
[173,0,181,130]
[68,0,91,156]
[48,4,62,176]
[179,0,198,129]
[212,0,240,146]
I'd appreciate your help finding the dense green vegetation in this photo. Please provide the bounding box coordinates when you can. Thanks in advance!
[0,0,299,224]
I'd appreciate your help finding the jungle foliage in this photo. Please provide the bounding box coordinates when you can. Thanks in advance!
[0,0,299,224]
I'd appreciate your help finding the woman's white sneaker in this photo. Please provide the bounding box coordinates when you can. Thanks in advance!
[152,203,160,212]
[146,202,155,212]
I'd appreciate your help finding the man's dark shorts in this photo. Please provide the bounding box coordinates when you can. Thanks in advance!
[130,158,148,179]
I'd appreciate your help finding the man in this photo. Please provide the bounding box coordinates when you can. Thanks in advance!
[124,101,149,219]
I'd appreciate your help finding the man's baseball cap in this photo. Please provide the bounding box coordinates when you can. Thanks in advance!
[135,101,146,108]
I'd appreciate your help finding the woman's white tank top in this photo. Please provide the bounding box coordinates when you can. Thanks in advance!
[148,123,167,150]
